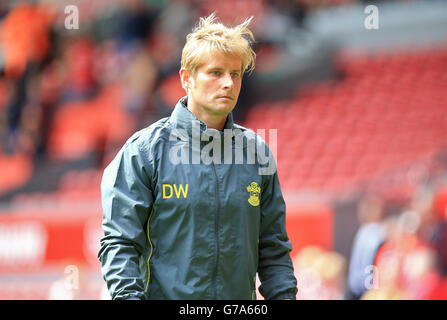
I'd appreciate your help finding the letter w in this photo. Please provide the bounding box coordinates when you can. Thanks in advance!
[174,184,188,198]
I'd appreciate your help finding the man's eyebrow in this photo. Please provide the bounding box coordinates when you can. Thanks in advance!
[206,67,241,73]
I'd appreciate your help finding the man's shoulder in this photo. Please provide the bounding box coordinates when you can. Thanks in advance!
[125,117,171,150]
[232,122,251,132]
[232,123,269,146]
[232,123,259,139]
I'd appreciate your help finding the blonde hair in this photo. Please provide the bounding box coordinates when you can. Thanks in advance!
[181,13,256,75]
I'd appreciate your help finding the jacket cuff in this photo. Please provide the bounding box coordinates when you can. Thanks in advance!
[114,292,146,300]
[269,289,297,300]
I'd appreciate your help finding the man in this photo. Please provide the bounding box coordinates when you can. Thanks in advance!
[98,13,297,300]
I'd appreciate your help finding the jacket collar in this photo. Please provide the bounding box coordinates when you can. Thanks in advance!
[170,96,235,133]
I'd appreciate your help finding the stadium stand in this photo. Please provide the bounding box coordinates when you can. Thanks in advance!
[243,48,447,195]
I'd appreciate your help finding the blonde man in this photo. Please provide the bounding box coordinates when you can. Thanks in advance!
[99,13,297,300]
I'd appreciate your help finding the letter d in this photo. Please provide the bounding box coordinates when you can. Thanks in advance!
[163,184,173,199]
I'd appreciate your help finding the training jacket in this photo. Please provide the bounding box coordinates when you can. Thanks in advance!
[98,97,297,300]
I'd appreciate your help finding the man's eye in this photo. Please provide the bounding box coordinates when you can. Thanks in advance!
[211,71,221,76]
[231,73,240,78]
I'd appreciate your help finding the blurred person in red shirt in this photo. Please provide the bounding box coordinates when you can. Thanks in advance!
[423,188,447,299]
[362,188,442,300]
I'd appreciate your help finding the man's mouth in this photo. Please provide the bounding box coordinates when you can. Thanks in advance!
[217,96,233,100]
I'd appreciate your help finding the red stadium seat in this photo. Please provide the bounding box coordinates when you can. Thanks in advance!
[48,84,135,161]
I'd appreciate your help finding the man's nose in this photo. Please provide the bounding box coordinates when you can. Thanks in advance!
[222,73,234,89]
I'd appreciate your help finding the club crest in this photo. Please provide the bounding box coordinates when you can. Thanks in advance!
[246,182,260,207]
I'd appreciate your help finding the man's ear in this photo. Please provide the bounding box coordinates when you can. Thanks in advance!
[179,68,192,93]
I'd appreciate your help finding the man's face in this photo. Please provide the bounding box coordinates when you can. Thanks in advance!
[181,51,243,119]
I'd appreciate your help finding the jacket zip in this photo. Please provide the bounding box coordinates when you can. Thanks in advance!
[211,162,220,299]
[145,207,155,293]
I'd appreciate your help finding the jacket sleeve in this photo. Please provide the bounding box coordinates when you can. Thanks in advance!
[258,168,298,300]
[98,137,153,300]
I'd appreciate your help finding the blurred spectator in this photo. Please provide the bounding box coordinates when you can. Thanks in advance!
[345,194,386,299]
[121,42,158,118]
[294,245,347,300]
[60,37,98,102]
[423,187,447,299]
[359,188,443,300]
[0,2,57,158]
[0,2,54,79]
[432,188,447,276]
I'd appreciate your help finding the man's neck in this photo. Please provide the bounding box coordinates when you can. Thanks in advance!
[193,112,227,131]
[186,100,228,131]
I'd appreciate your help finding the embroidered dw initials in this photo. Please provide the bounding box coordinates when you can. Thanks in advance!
[162,184,189,199]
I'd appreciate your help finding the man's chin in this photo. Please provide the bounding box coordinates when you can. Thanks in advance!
[214,100,236,113]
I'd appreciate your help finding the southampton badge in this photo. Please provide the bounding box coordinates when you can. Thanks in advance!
[246,182,261,207]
